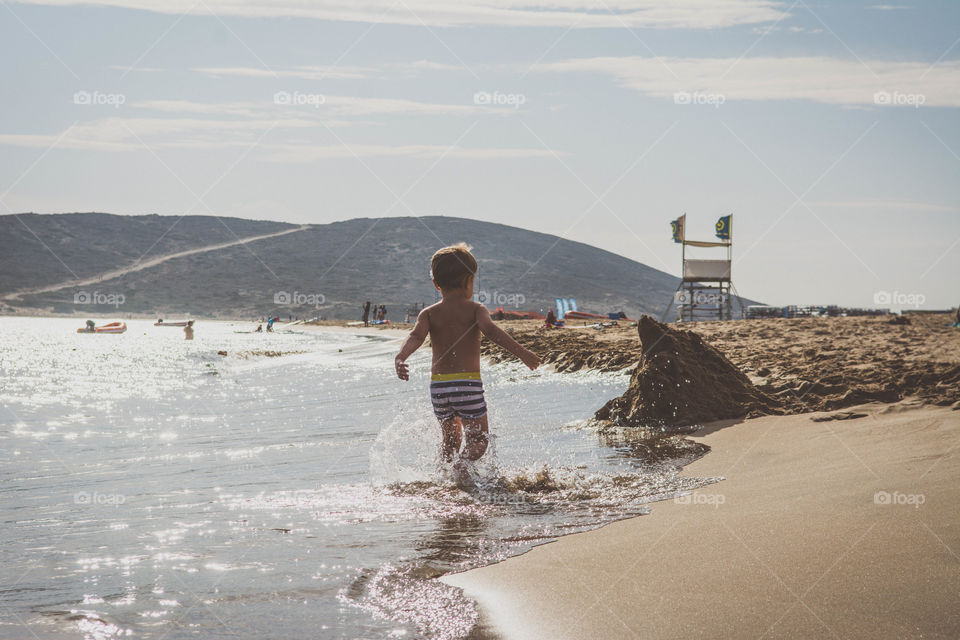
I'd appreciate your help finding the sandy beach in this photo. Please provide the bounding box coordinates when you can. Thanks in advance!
[444,400,960,639]
[299,313,960,638]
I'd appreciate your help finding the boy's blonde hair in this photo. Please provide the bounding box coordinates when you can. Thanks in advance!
[431,243,478,290]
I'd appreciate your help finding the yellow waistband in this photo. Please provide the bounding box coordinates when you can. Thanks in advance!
[431,371,482,381]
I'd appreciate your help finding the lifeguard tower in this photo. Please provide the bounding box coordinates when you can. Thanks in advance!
[662,214,744,322]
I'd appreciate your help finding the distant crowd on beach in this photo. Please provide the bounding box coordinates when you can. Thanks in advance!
[362,301,388,326]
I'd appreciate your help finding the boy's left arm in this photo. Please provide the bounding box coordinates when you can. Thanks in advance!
[395,309,430,380]
[476,305,541,370]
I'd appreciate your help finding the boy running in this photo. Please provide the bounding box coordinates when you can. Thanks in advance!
[395,244,540,462]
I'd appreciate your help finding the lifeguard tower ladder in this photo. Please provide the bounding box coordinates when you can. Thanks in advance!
[662,214,744,322]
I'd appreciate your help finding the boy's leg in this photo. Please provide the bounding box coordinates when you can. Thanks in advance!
[439,417,462,461]
[459,415,489,461]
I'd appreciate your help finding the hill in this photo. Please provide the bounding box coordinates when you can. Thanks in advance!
[0,213,750,320]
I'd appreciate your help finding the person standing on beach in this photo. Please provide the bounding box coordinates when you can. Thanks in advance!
[362,301,371,326]
[544,309,557,328]
[394,243,540,464]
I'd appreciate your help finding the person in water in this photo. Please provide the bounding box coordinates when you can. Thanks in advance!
[184,320,194,340]
[394,243,540,462]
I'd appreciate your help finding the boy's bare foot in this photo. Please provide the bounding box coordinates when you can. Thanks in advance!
[451,459,478,491]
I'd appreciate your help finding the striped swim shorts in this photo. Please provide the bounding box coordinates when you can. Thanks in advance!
[429,372,487,421]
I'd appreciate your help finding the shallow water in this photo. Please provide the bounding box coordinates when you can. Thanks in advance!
[0,317,719,639]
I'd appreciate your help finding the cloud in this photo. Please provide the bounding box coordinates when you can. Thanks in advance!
[194,65,371,81]
[14,0,788,29]
[534,56,960,106]
[260,143,563,162]
[386,60,465,73]
[0,117,316,152]
[0,122,558,160]
[194,61,472,82]
[137,95,505,118]
[0,100,553,160]
[134,99,267,118]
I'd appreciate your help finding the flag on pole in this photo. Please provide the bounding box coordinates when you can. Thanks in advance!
[671,214,686,243]
[715,214,732,240]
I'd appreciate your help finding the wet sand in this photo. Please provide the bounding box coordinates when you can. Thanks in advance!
[444,401,960,639]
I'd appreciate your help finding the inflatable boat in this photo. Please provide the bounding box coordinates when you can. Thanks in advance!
[77,321,127,334]
[154,319,190,327]
[562,311,608,321]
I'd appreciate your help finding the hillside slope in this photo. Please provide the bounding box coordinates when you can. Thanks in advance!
[0,213,293,294]
[1,214,748,320]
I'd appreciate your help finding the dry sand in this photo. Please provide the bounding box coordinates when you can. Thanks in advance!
[483,314,960,412]
[444,401,960,639]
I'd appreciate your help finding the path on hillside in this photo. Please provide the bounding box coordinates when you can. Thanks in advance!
[3,224,311,300]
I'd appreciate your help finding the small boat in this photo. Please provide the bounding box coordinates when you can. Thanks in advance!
[154,319,190,327]
[77,321,127,334]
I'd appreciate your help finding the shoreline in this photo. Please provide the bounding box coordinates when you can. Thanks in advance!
[443,400,960,639]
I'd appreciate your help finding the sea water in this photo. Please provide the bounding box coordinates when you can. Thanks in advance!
[0,317,719,639]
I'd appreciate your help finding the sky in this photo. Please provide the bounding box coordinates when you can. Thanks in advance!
[1,0,958,310]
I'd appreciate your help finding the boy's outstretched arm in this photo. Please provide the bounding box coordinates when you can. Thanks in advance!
[476,305,541,370]
[395,309,430,380]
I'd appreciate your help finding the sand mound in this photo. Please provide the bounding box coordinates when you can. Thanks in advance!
[594,317,781,430]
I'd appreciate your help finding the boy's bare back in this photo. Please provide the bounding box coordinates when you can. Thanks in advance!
[421,297,483,375]
[394,243,539,383]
